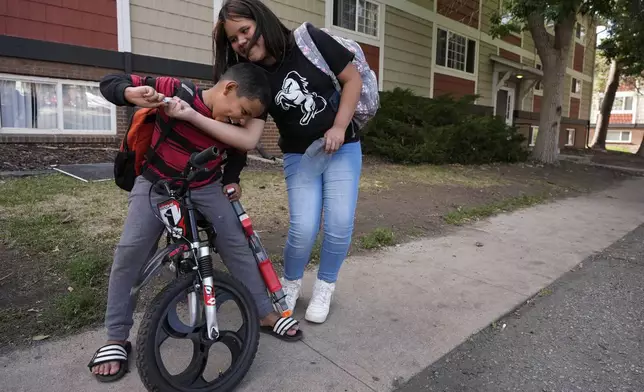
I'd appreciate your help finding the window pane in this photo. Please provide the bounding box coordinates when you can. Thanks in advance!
[447,32,466,71]
[614,97,624,109]
[621,131,630,141]
[335,0,356,31]
[624,96,633,110]
[0,80,57,129]
[436,29,447,67]
[357,0,378,36]
[466,39,476,73]
[62,84,112,131]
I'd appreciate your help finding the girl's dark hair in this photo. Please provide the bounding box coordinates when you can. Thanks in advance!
[212,0,291,83]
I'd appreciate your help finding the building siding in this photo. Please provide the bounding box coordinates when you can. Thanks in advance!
[433,73,476,98]
[383,7,432,97]
[130,0,213,64]
[265,0,324,30]
[436,0,480,29]
[480,0,499,34]
[477,42,497,107]
[580,81,592,120]
[637,94,644,123]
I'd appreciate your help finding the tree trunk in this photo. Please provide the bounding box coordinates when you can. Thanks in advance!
[531,54,568,163]
[592,59,620,150]
[636,139,644,156]
[526,11,575,164]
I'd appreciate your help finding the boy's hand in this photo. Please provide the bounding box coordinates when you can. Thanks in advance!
[165,97,197,121]
[124,86,165,108]
[224,184,242,201]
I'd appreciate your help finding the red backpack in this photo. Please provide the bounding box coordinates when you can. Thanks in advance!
[113,80,195,191]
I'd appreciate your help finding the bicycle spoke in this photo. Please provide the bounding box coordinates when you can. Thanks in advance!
[218,330,243,365]
[170,340,210,387]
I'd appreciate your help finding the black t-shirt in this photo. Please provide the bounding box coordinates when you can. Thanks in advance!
[258,24,358,154]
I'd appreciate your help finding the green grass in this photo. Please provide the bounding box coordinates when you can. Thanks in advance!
[361,164,505,191]
[606,145,633,153]
[443,195,548,225]
[359,228,396,250]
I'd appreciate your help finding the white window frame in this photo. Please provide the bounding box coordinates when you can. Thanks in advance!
[435,28,477,77]
[571,77,582,98]
[331,0,381,40]
[0,73,117,136]
[565,128,575,146]
[612,94,635,114]
[606,130,632,144]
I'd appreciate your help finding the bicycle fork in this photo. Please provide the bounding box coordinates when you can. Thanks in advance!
[227,191,292,318]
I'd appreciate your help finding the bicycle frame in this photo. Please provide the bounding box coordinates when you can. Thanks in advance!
[130,147,223,341]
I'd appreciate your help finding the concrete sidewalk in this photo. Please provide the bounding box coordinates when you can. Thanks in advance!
[2,178,644,392]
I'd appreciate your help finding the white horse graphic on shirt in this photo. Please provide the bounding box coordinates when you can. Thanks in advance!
[275,70,327,126]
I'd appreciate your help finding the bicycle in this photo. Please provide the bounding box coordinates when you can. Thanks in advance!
[129,146,292,392]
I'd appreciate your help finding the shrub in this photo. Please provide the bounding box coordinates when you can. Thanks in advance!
[361,88,528,164]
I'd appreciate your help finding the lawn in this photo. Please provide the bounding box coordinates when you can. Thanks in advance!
[0,157,629,351]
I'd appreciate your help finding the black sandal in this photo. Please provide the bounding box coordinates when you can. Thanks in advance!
[260,317,303,342]
[87,341,132,383]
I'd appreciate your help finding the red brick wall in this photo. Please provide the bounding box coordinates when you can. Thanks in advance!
[502,34,522,47]
[499,48,521,63]
[618,80,636,92]
[573,43,584,73]
[433,73,476,99]
[533,95,542,113]
[569,97,580,119]
[1,0,117,50]
[437,0,479,29]
[609,113,633,123]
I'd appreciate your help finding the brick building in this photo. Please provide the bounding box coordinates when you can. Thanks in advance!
[0,0,597,154]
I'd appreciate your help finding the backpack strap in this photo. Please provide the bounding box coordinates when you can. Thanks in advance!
[293,22,342,93]
[141,79,197,174]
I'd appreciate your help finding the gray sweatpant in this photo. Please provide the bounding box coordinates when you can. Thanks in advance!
[105,176,274,341]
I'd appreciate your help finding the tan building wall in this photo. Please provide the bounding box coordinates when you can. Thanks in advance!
[130,0,214,65]
[383,7,432,97]
[265,0,325,30]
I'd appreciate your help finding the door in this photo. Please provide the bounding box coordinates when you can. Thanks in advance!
[495,88,515,126]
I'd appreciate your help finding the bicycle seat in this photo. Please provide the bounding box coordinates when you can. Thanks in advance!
[194,210,211,228]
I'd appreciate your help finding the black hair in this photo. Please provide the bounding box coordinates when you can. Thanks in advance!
[212,0,291,83]
[219,62,272,109]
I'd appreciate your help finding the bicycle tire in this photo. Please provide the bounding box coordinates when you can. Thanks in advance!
[135,270,260,392]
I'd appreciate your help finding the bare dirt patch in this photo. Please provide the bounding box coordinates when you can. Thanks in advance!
[0,154,631,352]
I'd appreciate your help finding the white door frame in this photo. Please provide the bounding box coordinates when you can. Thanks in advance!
[498,86,515,126]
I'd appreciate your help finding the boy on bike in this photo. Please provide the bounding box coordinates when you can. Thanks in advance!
[88,63,302,383]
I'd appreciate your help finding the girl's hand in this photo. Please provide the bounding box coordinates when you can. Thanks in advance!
[164,97,197,121]
[324,126,345,153]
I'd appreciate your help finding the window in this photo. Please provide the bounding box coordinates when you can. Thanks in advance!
[571,78,581,95]
[333,0,379,37]
[606,130,632,143]
[575,23,585,40]
[0,76,115,134]
[565,128,575,146]
[534,64,542,91]
[436,29,476,74]
[613,96,634,112]
[529,126,539,146]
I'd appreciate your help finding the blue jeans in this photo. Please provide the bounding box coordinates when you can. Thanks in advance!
[282,141,362,283]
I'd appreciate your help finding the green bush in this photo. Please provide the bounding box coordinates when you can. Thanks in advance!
[362,88,528,164]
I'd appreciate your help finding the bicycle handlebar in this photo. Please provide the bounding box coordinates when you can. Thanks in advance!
[190,146,220,169]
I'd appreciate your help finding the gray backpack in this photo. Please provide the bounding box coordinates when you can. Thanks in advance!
[293,22,380,130]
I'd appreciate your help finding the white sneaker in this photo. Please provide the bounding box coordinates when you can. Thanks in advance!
[305,279,336,323]
[281,277,302,312]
